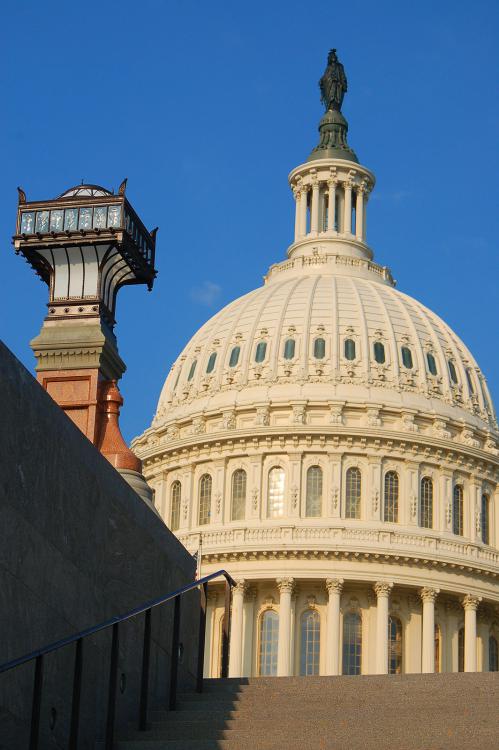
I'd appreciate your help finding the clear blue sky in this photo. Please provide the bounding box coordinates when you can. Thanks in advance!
[1,0,498,441]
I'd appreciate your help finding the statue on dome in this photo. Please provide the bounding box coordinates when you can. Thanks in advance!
[319,49,347,112]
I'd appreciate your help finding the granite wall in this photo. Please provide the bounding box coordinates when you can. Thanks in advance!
[0,341,199,749]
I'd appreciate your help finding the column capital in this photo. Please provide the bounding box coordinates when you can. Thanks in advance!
[420,587,439,604]
[325,578,344,595]
[233,579,248,597]
[276,577,295,596]
[462,593,482,611]
[374,581,393,598]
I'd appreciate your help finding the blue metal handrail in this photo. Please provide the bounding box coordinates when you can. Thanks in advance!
[0,569,235,750]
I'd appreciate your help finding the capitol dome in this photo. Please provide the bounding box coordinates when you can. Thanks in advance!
[134,51,499,681]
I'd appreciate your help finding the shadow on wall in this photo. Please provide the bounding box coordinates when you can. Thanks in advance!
[0,341,198,749]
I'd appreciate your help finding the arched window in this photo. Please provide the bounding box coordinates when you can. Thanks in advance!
[268,467,285,518]
[448,360,458,384]
[481,494,490,545]
[173,370,181,391]
[384,471,399,523]
[187,360,197,381]
[345,467,361,519]
[283,339,295,360]
[229,346,240,367]
[388,616,402,674]
[306,466,322,517]
[255,341,267,363]
[170,480,181,531]
[313,337,326,359]
[344,338,356,360]
[489,635,498,672]
[434,624,441,673]
[342,612,362,675]
[374,341,385,364]
[420,477,433,529]
[231,469,246,521]
[401,347,413,369]
[198,474,212,525]
[466,368,475,394]
[453,485,464,536]
[426,352,437,376]
[458,627,464,672]
[206,352,217,373]
[259,610,279,676]
[300,610,320,676]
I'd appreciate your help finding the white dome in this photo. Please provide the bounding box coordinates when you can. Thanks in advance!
[154,257,495,434]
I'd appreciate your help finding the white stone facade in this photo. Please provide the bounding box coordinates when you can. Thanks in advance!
[133,81,499,679]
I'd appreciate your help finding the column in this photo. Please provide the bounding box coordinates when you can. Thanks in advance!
[228,579,246,677]
[293,188,300,242]
[355,187,364,241]
[242,586,257,677]
[310,179,319,235]
[462,594,481,672]
[374,582,393,674]
[343,182,352,234]
[204,591,217,677]
[299,186,308,238]
[420,587,439,673]
[325,578,343,675]
[327,180,337,232]
[277,577,295,676]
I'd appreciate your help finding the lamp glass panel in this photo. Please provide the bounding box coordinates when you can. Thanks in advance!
[49,210,64,232]
[93,206,108,229]
[35,211,49,233]
[20,212,35,234]
[64,208,78,230]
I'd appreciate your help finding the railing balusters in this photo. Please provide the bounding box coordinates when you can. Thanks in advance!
[105,623,119,750]
[139,608,152,731]
[168,597,181,710]
[29,654,43,750]
[221,579,231,678]
[68,638,83,750]
[196,582,208,693]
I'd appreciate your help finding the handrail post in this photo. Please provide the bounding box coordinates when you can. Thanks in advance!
[168,596,181,710]
[221,578,231,678]
[196,582,208,693]
[105,623,119,750]
[139,608,152,731]
[29,654,43,750]
[68,638,83,750]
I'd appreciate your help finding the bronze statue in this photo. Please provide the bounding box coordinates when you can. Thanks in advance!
[319,49,347,112]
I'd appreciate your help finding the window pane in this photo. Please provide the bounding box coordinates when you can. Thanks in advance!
[388,616,402,674]
[374,341,385,364]
[420,477,433,529]
[268,467,285,518]
[170,481,181,531]
[427,353,437,376]
[206,352,217,373]
[187,360,197,381]
[344,339,356,361]
[229,346,240,367]
[342,612,361,675]
[384,471,399,523]
[314,338,325,359]
[482,494,490,545]
[306,466,322,517]
[345,467,361,519]
[300,610,320,676]
[198,474,212,525]
[231,469,246,521]
[489,636,498,672]
[401,347,413,369]
[453,485,463,536]
[466,369,475,394]
[255,341,267,363]
[448,360,458,384]
[259,611,279,675]
[283,339,295,360]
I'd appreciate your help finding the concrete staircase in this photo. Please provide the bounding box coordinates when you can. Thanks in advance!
[110,673,499,750]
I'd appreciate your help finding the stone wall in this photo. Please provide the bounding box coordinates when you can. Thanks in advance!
[0,341,198,749]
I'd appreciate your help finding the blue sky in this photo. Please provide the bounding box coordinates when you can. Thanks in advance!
[1,0,497,441]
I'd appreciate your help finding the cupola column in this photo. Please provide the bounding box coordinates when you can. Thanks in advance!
[420,587,439,673]
[325,578,343,675]
[277,577,295,676]
[293,188,301,242]
[355,186,365,241]
[374,581,393,674]
[299,186,308,238]
[327,180,337,232]
[310,177,320,235]
[343,181,352,234]
[462,594,481,672]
